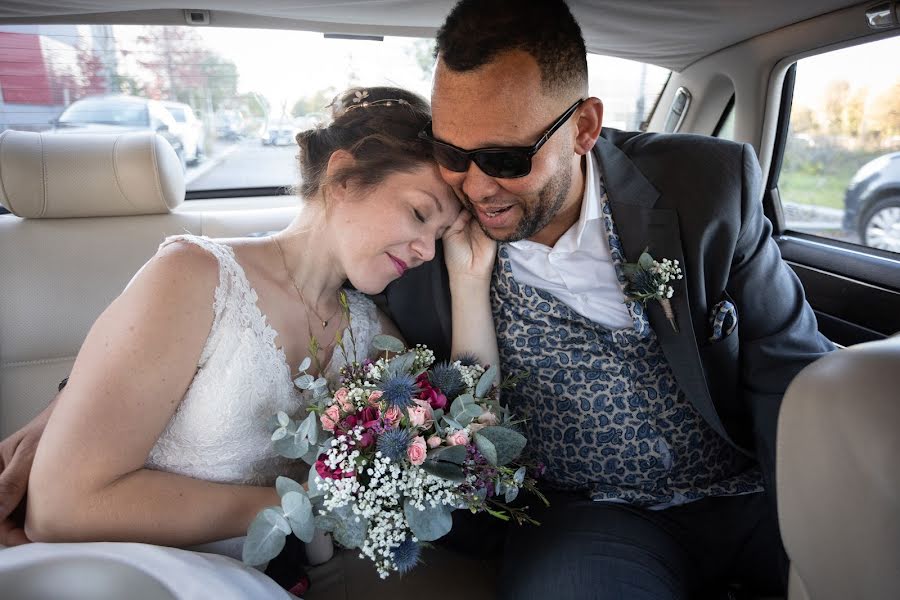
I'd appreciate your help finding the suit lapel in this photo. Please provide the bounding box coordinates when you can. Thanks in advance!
[592,137,737,448]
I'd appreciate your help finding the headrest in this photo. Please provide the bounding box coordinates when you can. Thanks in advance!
[0,130,184,218]
[777,334,900,600]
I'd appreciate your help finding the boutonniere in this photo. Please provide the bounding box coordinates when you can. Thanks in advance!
[623,249,684,332]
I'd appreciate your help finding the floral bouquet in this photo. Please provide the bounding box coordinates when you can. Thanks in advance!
[243,333,544,578]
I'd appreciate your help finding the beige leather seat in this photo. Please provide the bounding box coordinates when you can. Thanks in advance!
[0,130,294,438]
[777,335,900,600]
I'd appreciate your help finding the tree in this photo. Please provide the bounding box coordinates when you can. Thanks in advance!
[845,87,868,138]
[791,105,819,134]
[407,39,436,83]
[869,80,900,144]
[131,26,238,111]
[292,88,337,117]
[823,80,850,135]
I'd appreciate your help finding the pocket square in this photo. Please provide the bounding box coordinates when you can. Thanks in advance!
[708,299,737,342]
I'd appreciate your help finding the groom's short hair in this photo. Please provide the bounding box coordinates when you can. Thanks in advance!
[435,0,588,96]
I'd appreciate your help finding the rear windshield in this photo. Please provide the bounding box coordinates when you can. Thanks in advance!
[58,98,149,127]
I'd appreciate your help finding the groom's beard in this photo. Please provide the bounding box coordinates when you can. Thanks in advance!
[463,154,572,243]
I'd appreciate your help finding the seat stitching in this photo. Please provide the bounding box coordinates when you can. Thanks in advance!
[39,132,47,217]
[0,131,13,214]
[112,134,140,211]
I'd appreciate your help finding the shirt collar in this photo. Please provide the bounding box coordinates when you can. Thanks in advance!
[508,152,603,252]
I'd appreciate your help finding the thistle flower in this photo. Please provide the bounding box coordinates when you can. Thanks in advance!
[428,362,466,398]
[391,536,421,574]
[378,373,417,409]
[455,353,480,367]
[376,428,411,462]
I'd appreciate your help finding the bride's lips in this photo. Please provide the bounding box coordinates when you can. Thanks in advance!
[387,253,408,276]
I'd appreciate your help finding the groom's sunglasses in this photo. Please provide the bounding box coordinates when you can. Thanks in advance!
[418,98,585,179]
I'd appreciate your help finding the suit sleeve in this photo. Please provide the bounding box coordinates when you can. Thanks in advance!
[727,143,835,496]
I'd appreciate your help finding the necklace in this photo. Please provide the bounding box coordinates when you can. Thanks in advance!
[271,236,340,329]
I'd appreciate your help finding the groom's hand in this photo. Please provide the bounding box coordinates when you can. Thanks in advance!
[0,398,56,546]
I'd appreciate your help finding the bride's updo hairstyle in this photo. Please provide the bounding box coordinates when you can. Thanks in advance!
[294,86,434,200]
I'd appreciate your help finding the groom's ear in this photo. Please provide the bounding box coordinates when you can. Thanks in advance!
[574,97,603,156]
[323,149,357,203]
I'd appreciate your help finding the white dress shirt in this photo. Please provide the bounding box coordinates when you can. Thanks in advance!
[506,152,634,330]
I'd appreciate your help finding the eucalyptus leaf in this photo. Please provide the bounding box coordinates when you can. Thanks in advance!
[276,476,304,498]
[475,365,498,398]
[242,508,289,566]
[504,485,519,503]
[301,444,320,466]
[297,356,312,373]
[293,374,315,390]
[271,427,288,442]
[638,251,655,270]
[372,334,405,354]
[422,444,467,482]
[282,491,315,543]
[449,393,474,420]
[514,466,527,485]
[297,412,319,446]
[277,412,291,427]
[403,500,453,542]
[474,426,527,466]
[443,415,464,431]
[273,433,308,459]
[314,513,339,533]
[387,351,417,376]
[432,408,445,435]
[474,432,498,465]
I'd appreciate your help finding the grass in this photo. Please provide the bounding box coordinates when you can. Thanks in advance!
[778,169,848,210]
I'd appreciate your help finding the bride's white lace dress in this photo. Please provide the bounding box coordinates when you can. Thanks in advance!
[147,234,381,488]
[0,234,384,599]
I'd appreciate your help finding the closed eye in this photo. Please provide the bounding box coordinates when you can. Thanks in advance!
[413,209,427,224]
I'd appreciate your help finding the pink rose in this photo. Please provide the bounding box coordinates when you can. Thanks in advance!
[478,410,499,426]
[447,429,470,446]
[427,435,442,449]
[407,436,427,466]
[334,388,354,412]
[367,391,384,407]
[407,401,433,428]
[320,405,341,432]
[384,405,402,427]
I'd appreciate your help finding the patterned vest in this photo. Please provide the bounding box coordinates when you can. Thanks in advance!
[490,178,763,507]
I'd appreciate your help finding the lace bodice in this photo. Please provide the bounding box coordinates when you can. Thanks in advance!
[145,235,382,486]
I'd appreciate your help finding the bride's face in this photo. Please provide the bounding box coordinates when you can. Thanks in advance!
[331,163,460,294]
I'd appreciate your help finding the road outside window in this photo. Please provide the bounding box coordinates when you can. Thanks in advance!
[781,37,900,254]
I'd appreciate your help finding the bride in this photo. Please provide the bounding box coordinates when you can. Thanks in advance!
[0,86,498,597]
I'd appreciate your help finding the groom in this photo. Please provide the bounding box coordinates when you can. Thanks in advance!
[384,0,834,598]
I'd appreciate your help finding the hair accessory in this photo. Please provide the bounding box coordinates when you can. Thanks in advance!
[344,89,410,112]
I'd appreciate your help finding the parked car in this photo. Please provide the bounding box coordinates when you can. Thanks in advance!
[51,95,186,169]
[842,152,900,253]
[260,119,297,146]
[215,109,244,141]
[162,101,204,165]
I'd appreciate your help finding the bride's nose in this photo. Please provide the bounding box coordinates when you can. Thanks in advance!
[410,234,436,262]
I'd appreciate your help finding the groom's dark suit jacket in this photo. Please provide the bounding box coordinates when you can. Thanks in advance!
[381,128,834,496]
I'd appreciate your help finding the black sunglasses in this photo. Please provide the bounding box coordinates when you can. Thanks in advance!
[419,98,586,179]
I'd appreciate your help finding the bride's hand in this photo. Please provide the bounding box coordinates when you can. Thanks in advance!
[442,209,497,282]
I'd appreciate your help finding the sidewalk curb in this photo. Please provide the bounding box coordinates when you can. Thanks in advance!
[185,143,240,186]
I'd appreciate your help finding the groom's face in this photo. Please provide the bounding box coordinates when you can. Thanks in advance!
[430,50,583,243]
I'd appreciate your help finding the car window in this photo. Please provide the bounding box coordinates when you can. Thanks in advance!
[167,107,187,122]
[780,37,900,255]
[0,24,669,195]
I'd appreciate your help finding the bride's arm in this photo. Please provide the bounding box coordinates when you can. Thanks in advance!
[443,211,499,368]
[25,243,278,545]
